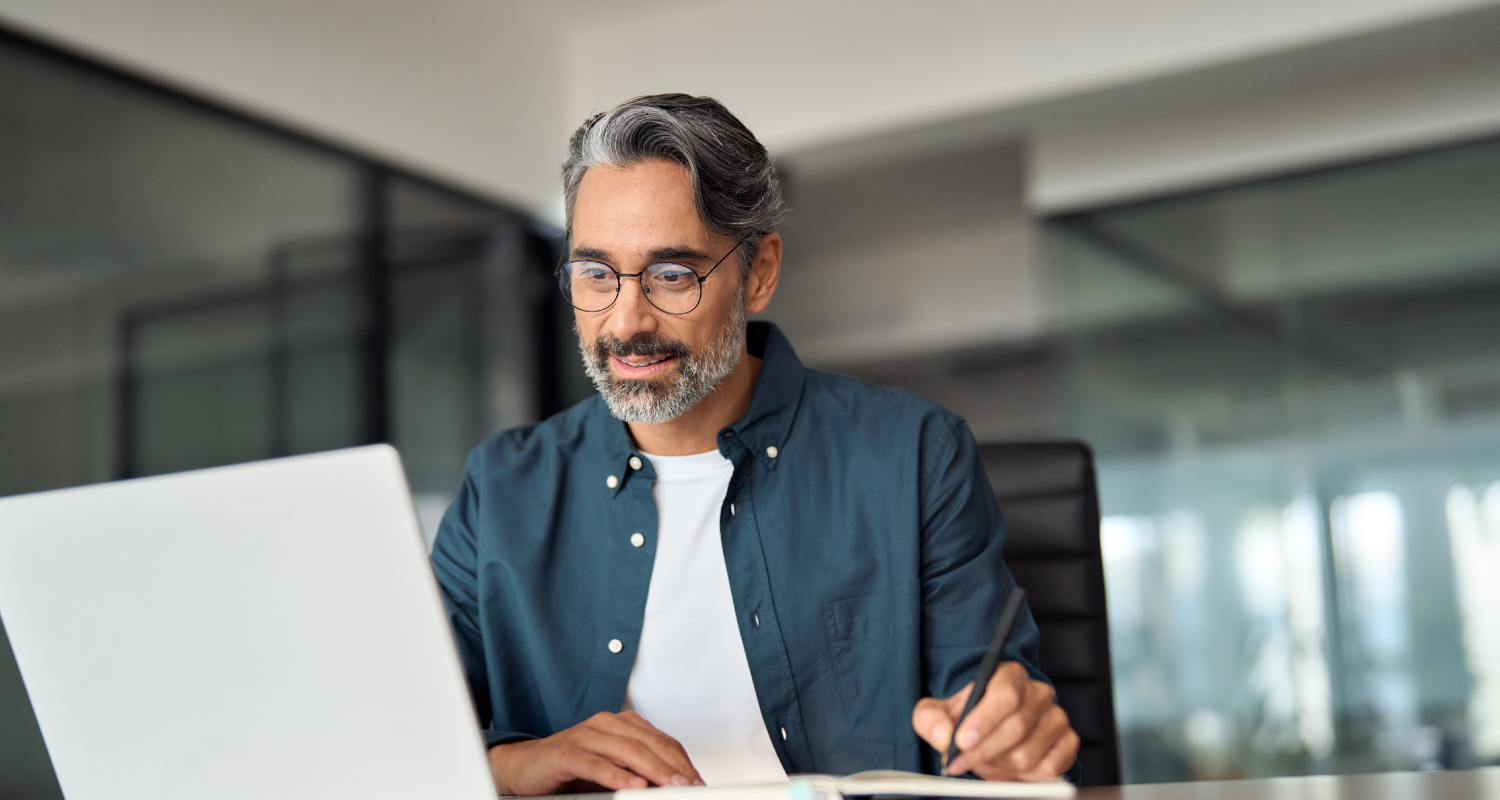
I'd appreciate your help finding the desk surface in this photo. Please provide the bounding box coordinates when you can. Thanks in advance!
[1077,767,1500,799]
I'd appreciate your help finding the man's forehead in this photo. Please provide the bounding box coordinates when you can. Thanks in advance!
[571,161,718,256]
[574,161,695,216]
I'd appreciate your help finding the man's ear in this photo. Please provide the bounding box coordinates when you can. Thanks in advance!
[745,234,782,315]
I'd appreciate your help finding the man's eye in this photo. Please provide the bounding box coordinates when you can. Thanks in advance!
[574,263,611,281]
[649,264,695,284]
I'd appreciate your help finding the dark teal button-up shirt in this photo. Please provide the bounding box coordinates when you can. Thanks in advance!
[431,321,1052,777]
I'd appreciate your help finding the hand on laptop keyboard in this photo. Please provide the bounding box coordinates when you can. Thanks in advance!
[487,711,705,795]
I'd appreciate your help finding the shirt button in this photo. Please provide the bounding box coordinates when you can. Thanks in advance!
[606,475,618,489]
[608,638,623,653]
[630,532,645,548]
[629,456,642,470]
[781,727,788,740]
[766,446,778,458]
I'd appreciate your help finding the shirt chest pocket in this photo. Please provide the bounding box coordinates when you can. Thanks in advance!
[823,591,921,745]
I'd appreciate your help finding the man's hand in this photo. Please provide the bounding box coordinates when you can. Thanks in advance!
[912,662,1079,782]
[487,711,704,796]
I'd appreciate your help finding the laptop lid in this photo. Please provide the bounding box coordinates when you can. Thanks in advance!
[0,445,496,800]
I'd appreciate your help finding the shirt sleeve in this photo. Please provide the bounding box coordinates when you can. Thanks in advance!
[429,450,538,750]
[916,414,1082,784]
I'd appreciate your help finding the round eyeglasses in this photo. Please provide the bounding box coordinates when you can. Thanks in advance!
[557,241,741,315]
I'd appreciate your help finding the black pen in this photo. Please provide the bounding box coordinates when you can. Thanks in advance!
[941,586,1027,777]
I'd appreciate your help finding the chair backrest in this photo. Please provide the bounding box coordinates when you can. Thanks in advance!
[979,441,1120,787]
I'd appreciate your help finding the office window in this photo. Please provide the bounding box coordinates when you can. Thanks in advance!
[1047,137,1500,781]
[0,30,549,800]
[1444,482,1500,761]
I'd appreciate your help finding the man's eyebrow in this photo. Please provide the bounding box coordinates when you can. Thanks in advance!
[571,246,610,261]
[569,245,715,263]
[648,245,714,262]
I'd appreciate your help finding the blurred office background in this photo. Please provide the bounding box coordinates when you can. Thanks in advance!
[3,0,1500,795]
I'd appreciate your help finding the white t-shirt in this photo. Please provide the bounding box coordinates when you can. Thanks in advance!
[620,449,787,785]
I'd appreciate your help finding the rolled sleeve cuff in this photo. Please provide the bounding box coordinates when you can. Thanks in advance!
[483,730,539,749]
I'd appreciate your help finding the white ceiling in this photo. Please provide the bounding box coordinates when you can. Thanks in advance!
[2,0,1497,215]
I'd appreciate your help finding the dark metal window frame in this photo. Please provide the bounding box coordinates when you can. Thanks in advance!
[0,21,564,479]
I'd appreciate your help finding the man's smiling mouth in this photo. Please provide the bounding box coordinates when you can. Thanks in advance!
[613,354,678,374]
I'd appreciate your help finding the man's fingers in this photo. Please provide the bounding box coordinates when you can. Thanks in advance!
[914,669,1069,780]
[615,711,664,734]
[995,703,1069,775]
[582,729,689,788]
[943,682,973,719]
[1018,727,1080,782]
[967,678,1053,768]
[609,711,702,780]
[595,713,700,784]
[561,750,650,791]
[912,696,955,752]
[953,663,1031,753]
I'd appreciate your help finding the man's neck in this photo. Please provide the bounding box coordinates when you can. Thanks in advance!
[628,349,762,456]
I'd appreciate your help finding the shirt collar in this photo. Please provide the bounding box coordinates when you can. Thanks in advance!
[722,321,805,470]
[592,321,806,487]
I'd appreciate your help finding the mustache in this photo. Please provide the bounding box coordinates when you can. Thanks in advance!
[593,333,691,362]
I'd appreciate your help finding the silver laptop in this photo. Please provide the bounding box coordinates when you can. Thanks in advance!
[0,446,497,800]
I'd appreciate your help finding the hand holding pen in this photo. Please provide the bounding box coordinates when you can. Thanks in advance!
[911,588,1079,782]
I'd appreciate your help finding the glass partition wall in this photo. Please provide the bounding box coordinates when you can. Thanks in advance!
[9,22,1500,799]
[0,28,558,800]
[1047,138,1500,782]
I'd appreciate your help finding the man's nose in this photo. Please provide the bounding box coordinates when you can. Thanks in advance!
[605,276,659,341]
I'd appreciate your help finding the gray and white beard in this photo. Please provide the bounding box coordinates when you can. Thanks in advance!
[579,300,747,425]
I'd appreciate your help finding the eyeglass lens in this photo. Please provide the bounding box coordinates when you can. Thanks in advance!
[560,261,703,314]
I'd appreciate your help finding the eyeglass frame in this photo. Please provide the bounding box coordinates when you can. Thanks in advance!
[555,239,743,315]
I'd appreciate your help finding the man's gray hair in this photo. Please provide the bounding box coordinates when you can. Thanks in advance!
[562,93,786,276]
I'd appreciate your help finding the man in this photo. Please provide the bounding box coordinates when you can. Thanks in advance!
[431,94,1080,794]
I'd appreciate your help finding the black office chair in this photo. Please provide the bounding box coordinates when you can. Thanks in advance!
[979,441,1120,787]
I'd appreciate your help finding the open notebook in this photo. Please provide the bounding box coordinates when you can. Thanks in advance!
[614,771,1076,800]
